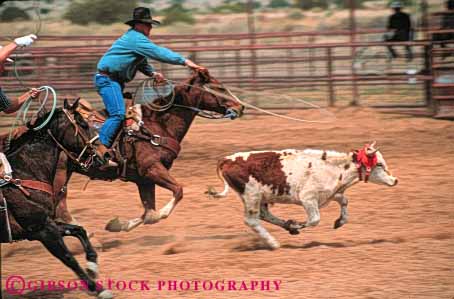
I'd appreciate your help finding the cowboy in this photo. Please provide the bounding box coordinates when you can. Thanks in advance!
[95,7,205,166]
[1,34,41,114]
[384,1,413,61]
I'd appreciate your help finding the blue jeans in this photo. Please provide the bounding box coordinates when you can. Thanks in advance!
[94,74,125,147]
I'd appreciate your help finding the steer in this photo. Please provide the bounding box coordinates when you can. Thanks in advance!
[207,142,398,249]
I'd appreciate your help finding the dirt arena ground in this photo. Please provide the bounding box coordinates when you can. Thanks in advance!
[1,107,453,299]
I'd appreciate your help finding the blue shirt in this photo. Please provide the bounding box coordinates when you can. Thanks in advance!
[97,29,187,83]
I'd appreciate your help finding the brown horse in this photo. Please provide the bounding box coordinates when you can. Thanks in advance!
[1,100,113,299]
[55,69,244,232]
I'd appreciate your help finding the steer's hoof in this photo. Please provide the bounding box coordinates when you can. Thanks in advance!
[284,219,304,235]
[333,218,346,229]
[105,217,123,232]
[288,228,300,235]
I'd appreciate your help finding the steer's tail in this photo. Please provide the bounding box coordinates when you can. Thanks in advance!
[206,159,230,199]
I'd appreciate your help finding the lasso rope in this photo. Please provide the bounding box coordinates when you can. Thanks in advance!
[224,86,336,123]
[6,0,43,90]
[6,85,57,148]
[4,1,58,148]
[133,78,175,111]
[138,78,336,123]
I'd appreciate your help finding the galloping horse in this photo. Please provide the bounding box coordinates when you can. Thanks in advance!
[55,69,244,232]
[1,100,113,299]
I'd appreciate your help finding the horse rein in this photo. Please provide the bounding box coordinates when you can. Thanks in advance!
[47,109,98,170]
[142,78,242,120]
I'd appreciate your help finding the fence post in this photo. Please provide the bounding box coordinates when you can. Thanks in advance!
[424,44,433,108]
[287,36,294,79]
[349,0,359,106]
[247,0,257,88]
[235,39,242,88]
[309,36,315,80]
[327,47,335,106]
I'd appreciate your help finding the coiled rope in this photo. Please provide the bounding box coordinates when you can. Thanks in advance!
[7,85,57,148]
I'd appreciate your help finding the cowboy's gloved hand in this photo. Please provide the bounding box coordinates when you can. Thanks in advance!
[152,72,166,83]
[14,34,37,47]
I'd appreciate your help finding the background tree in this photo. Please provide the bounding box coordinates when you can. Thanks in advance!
[210,0,261,13]
[161,0,195,25]
[64,0,138,25]
[293,0,328,10]
[0,6,30,22]
[268,0,291,9]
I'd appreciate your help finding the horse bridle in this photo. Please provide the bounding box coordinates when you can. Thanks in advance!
[173,82,242,120]
[47,108,98,170]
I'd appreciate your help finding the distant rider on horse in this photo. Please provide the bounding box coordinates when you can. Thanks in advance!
[95,7,205,166]
[0,34,41,114]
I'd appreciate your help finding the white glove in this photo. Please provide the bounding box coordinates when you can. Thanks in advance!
[14,34,37,47]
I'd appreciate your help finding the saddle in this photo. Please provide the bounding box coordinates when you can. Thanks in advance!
[74,98,143,172]
[76,97,143,131]
[75,97,181,174]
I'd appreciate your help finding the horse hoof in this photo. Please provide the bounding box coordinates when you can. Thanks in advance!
[86,261,99,280]
[143,211,160,225]
[98,290,114,299]
[105,217,123,232]
[268,241,281,250]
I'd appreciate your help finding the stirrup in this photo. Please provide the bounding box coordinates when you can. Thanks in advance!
[94,153,118,169]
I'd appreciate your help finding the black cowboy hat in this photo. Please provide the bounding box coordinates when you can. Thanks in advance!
[125,7,161,26]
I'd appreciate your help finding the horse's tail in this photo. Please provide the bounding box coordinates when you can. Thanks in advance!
[206,158,230,199]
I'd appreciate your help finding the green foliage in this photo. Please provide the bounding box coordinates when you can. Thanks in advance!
[293,0,379,9]
[161,3,195,25]
[0,6,31,22]
[386,0,413,8]
[293,0,329,10]
[288,10,304,19]
[64,0,138,25]
[40,8,51,15]
[210,1,245,13]
[269,0,291,8]
[209,0,260,13]
[333,0,371,9]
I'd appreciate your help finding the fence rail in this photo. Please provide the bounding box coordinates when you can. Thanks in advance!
[1,29,452,111]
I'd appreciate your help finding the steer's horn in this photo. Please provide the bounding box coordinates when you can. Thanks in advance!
[366,141,378,156]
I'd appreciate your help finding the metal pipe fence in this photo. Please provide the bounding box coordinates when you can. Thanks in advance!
[1,28,452,113]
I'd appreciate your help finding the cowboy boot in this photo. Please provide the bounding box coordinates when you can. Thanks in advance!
[96,144,118,168]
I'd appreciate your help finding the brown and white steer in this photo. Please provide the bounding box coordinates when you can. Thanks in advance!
[207,142,398,249]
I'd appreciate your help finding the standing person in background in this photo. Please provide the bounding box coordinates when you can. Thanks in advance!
[0,34,41,114]
[95,7,205,166]
[432,0,454,58]
[384,1,414,62]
